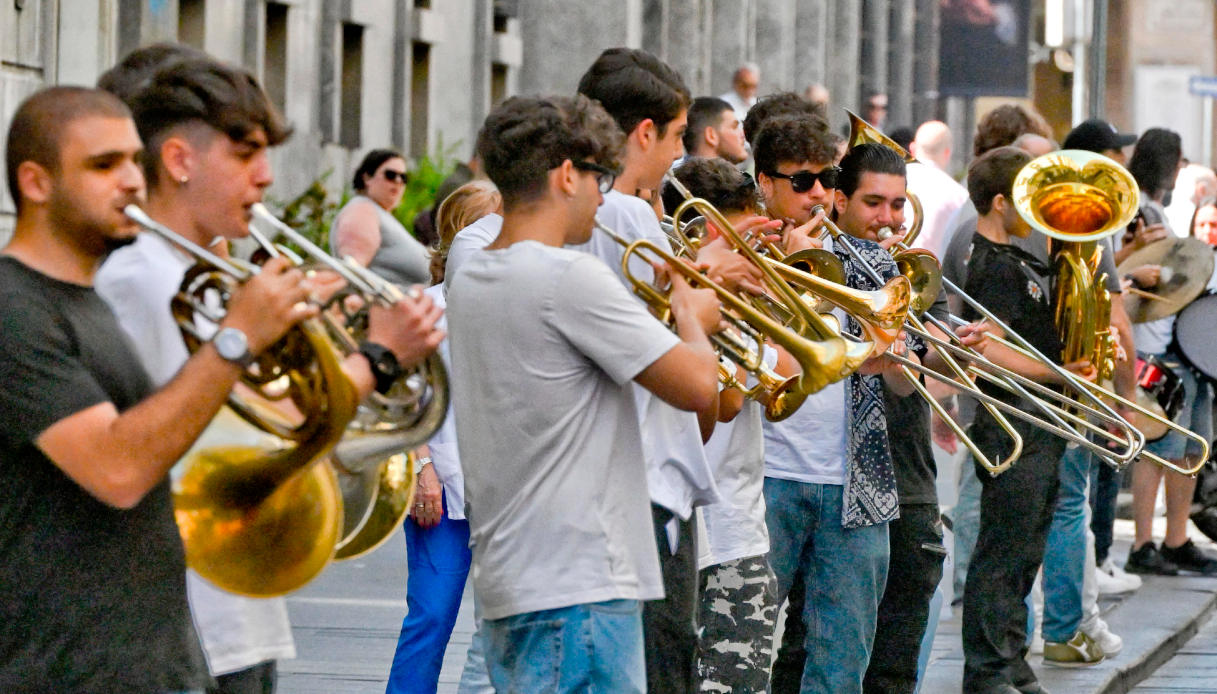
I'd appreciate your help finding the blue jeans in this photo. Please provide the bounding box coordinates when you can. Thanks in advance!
[1041,445,1091,642]
[1090,460,1121,564]
[484,599,645,694]
[765,478,890,694]
[952,458,983,599]
[457,607,493,693]
[386,497,472,694]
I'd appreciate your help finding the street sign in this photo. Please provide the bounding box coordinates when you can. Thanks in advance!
[1189,75,1217,97]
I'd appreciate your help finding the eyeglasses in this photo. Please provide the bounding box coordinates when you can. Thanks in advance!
[765,167,840,193]
[382,169,407,183]
[573,160,618,194]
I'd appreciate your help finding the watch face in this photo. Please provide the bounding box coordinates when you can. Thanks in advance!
[215,328,249,362]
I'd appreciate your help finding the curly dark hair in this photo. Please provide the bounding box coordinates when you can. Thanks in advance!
[476,94,624,208]
[660,157,759,220]
[577,48,690,137]
[742,91,826,145]
[1127,128,1183,197]
[753,114,836,175]
[972,104,1052,157]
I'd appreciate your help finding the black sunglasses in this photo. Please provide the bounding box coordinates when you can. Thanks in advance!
[573,160,618,194]
[382,169,408,183]
[765,167,840,193]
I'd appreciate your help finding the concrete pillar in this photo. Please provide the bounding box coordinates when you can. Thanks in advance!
[912,0,940,126]
[469,0,492,141]
[662,0,711,95]
[754,0,796,91]
[827,0,862,119]
[888,0,915,129]
[203,0,244,63]
[516,0,633,95]
[710,0,754,96]
[859,0,889,109]
[794,0,829,97]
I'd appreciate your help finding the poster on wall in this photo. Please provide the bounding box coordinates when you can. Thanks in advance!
[938,0,1031,97]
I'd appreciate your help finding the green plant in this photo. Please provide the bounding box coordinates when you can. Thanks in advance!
[270,169,347,254]
[394,135,462,235]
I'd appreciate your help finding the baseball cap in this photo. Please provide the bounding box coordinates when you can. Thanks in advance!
[1062,118,1138,153]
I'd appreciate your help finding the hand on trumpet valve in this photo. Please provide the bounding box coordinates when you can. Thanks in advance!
[366,285,446,369]
[695,234,766,295]
[877,227,907,251]
[668,272,725,336]
[223,256,318,356]
[780,209,827,255]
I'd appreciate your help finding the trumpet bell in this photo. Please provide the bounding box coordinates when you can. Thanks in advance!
[894,249,943,317]
[847,111,917,163]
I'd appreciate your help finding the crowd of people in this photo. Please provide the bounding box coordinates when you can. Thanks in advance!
[2,41,1216,694]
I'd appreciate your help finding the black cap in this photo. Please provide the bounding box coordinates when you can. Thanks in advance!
[1062,119,1138,153]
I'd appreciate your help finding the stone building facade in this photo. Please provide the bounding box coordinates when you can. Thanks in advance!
[0,0,947,235]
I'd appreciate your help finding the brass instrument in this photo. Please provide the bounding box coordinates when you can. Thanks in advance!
[249,203,445,558]
[125,204,356,596]
[1011,152,1209,475]
[594,218,847,421]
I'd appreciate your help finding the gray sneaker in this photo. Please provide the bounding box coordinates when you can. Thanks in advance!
[1042,631,1105,667]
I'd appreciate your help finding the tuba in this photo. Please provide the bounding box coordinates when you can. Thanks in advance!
[125,205,357,596]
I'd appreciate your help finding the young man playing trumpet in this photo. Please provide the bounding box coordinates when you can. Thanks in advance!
[0,86,310,692]
[755,121,913,694]
[446,94,722,693]
[93,50,442,693]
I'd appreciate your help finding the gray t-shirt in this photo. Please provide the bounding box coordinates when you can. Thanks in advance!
[332,195,431,287]
[447,241,678,620]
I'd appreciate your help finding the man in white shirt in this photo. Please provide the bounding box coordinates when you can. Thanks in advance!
[96,49,443,694]
[907,121,970,258]
[447,93,721,693]
[682,96,748,165]
[720,63,759,122]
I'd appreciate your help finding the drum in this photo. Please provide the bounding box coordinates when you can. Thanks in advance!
[1176,293,1217,381]
[1134,356,1184,442]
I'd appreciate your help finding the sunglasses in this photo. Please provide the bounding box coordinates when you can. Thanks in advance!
[381,169,407,183]
[765,167,840,193]
[573,160,618,194]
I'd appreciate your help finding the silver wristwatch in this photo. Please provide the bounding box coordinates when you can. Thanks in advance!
[213,327,255,367]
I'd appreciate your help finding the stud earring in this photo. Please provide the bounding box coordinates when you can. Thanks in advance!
[179,175,189,184]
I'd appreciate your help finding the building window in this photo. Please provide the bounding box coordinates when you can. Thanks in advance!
[179,0,206,48]
[263,2,288,114]
[491,63,508,106]
[410,41,431,157]
[339,22,363,148]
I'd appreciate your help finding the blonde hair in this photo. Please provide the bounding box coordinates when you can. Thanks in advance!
[430,180,501,284]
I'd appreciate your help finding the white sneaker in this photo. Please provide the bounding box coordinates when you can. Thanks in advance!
[1097,557,1142,594]
[1082,617,1123,656]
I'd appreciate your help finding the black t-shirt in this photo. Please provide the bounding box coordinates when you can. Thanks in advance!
[961,234,1067,461]
[0,257,208,692]
[884,288,948,506]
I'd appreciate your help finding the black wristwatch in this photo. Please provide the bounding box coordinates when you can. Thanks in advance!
[359,341,401,395]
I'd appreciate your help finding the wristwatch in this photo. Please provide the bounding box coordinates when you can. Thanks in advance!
[359,341,402,395]
[213,327,255,368]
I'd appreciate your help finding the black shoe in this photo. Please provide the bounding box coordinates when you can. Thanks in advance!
[1125,543,1179,575]
[1161,539,1217,575]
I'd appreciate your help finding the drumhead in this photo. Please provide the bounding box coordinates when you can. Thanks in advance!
[1176,293,1217,381]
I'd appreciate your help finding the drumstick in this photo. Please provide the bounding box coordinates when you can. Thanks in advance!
[1124,286,1170,302]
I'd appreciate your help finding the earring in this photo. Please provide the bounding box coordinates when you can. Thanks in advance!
[179,175,189,184]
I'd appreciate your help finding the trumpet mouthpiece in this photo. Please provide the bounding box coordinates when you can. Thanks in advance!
[877,227,894,240]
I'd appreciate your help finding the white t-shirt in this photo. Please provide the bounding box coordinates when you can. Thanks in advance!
[569,190,720,519]
[906,161,970,259]
[698,349,775,570]
[96,233,295,675]
[420,284,465,520]
[447,241,677,620]
[444,213,503,297]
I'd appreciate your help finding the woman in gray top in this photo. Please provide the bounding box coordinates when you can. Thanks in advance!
[331,149,431,286]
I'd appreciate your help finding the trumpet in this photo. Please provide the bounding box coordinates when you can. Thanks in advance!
[125,204,356,596]
[594,218,846,421]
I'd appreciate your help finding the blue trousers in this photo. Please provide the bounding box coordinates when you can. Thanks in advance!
[1041,445,1091,642]
[385,497,472,694]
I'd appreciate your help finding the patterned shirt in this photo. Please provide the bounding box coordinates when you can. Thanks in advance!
[834,237,901,528]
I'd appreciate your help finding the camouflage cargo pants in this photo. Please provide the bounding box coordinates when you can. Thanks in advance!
[696,555,778,693]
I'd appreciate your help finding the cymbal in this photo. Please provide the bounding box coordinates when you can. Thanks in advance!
[1116,237,1214,323]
